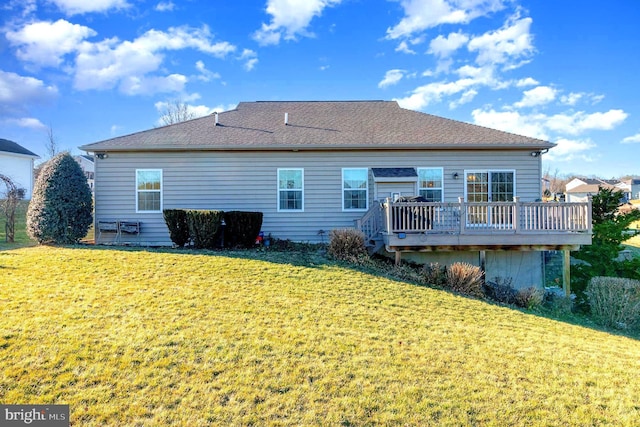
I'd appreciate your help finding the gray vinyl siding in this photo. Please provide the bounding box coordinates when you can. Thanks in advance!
[94,149,541,245]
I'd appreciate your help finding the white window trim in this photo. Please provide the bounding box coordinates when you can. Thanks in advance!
[463,169,516,202]
[416,167,444,202]
[342,168,369,212]
[136,169,163,213]
[277,168,304,212]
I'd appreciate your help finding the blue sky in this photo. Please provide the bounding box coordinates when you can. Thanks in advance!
[1,0,639,178]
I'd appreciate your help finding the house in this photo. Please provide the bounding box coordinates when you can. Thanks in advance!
[565,177,640,202]
[619,178,640,201]
[80,101,592,290]
[73,155,95,192]
[0,138,39,199]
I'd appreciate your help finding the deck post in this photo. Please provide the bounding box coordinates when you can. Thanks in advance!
[563,249,571,297]
[479,250,486,274]
[385,198,392,235]
[513,196,520,233]
[458,197,465,234]
[395,250,402,266]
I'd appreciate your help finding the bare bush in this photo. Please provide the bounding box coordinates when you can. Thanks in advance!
[327,228,367,262]
[445,262,484,297]
[586,276,640,329]
[515,287,545,310]
[421,263,447,287]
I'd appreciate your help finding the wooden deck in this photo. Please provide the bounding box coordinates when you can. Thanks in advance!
[356,197,592,253]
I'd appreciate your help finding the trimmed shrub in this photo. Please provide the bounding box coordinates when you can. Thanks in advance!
[223,211,263,248]
[421,263,447,287]
[586,276,640,329]
[327,228,367,262]
[444,262,484,297]
[27,152,93,244]
[484,277,517,305]
[163,209,190,247]
[514,287,545,310]
[186,210,223,249]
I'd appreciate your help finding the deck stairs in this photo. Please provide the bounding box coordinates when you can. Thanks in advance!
[356,203,385,255]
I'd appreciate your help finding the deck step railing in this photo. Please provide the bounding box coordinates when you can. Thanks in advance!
[355,202,384,243]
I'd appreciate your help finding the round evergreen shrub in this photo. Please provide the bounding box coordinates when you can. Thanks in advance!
[27,152,93,244]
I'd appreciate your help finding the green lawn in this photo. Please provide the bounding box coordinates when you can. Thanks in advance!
[0,201,34,249]
[2,246,640,426]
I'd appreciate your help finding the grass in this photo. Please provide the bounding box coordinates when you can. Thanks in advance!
[2,246,640,426]
[623,220,640,257]
[0,200,34,249]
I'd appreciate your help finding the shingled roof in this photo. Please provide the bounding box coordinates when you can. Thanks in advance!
[80,101,553,152]
[0,138,39,157]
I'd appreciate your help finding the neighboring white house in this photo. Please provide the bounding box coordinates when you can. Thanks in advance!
[80,100,592,289]
[618,178,640,201]
[0,138,39,199]
[566,177,640,202]
[74,154,95,192]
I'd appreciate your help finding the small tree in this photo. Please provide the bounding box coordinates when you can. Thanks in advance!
[572,187,640,302]
[0,174,25,243]
[157,100,197,126]
[27,152,93,244]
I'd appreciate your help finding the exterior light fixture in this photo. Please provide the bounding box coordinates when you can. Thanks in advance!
[96,153,108,159]
[453,172,459,179]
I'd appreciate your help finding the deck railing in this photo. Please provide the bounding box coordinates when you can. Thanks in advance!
[382,197,592,235]
[356,203,384,242]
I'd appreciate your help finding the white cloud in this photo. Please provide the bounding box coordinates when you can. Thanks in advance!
[395,78,477,110]
[559,92,604,106]
[472,108,629,141]
[74,26,236,94]
[3,117,48,131]
[378,69,406,88]
[545,109,628,135]
[386,0,507,39]
[622,133,640,144]
[515,77,538,87]
[4,0,38,17]
[428,31,469,57]
[395,41,416,54]
[47,0,130,15]
[253,0,342,46]
[120,74,188,96]
[6,19,96,67]
[239,49,258,71]
[467,16,533,67]
[0,70,58,115]
[155,1,175,12]
[545,138,597,162]
[195,61,221,82]
[513,85,557,108]
[449,89,478,109]
[560,92,582,106]
[471,108,549,139]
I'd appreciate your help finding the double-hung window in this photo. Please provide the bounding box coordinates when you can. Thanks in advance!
[278,168,303,211]
[417,168,443,201]
[343,168,368,211]
[136,169,162,213]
